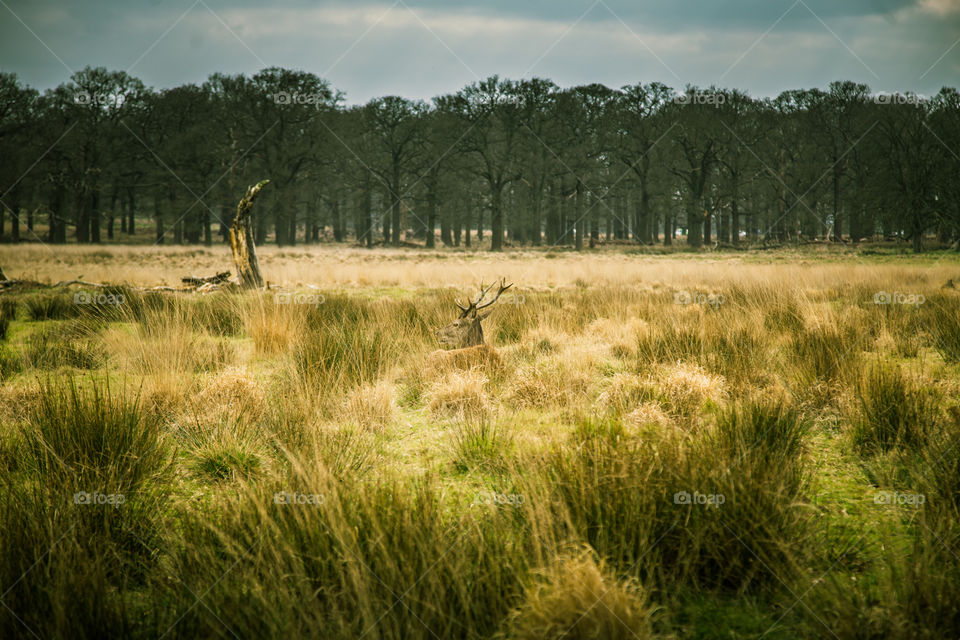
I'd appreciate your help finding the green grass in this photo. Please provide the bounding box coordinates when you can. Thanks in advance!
[850,362,940,455]
[0,273,958,639]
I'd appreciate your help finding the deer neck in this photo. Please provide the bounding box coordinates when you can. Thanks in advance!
[463,320,484,347]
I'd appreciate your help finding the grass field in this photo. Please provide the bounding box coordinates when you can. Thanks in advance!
[1,245,959,639]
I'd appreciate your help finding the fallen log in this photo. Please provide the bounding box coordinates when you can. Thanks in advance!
[182,271,231,287]
[51,279,108,288]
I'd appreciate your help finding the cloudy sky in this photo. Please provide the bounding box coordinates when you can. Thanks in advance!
[1,0,958,103]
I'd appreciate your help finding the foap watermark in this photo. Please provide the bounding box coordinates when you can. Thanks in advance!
[274,292,325,306]
[873,93,928,106]
[74,291,125,306]
[73,491,125,507]
[873,291,925,307]
[471,491,525,508]
[477,94,523,106]
[74,91,127,107]
[271,91,327,109]
[274,491,325,505]
[673,490,725,507]
[675,92,726,107]
[498,292,526,307]
[874,491,925,506]
[674,291,725,307]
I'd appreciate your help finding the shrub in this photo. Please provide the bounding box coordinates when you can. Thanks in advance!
[427,369,492,423]
[790,324,859,387]
[504,549,657,640]
[850,363,939,455]
[0,298,15,340]
[24,325,104,370]
[925,295,960,363]
[655,398,810,591]
[24,292,77,321]
[452,418,510,472]
[0,378,171,639]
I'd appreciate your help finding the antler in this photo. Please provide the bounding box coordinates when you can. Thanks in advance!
[475,278,513,310]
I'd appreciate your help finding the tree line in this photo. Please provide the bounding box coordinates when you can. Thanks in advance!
[1,67,958,252]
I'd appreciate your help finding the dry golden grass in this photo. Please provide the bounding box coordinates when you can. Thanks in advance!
[3,242,957,290]
[505,548,657,640]
[2,248,960,639]
[422,344,503,379]
[427,369,493,422]
[340,381,397,432]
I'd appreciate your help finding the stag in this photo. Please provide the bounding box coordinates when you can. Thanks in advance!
[435,279,513,348]
[427,279,513,375]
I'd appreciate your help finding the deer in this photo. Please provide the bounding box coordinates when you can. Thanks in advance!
[426,279,513,375]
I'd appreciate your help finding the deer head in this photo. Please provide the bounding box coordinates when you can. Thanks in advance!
[435,279,513,349]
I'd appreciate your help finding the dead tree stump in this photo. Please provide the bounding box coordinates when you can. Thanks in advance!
[230,180,269,289]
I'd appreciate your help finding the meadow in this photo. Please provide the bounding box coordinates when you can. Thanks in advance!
[1,244,959,639]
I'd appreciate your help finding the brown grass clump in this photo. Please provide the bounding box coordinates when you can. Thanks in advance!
[506,343,598,410]
[422,344,503,381]
[658,362,726,417]
[597,372,654,416]
[585,316,649,356]
[340,381,397,432]
[504,548,657,640]
[189,366,268,425]
[427,369,493,422]
[624,402,674,431]
[245,298,306,355]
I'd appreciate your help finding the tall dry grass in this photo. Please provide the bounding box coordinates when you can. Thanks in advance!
[0,252,958,638]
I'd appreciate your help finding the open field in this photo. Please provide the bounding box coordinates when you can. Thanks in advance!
[1,248,960,639]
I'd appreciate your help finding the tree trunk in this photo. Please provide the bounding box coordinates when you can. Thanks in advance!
[490,187,503,251]
[363,181,373,248]
[154,192,165,244]
[289,203,298,246]
[108,187,118,240]
[90,188,101,243]
[120,189,128,234]
[230,180,269,289]
[831,161,842,242]
[127,186,136,235]
[332,198,343,242]
[203,210,212,247]
[687,197,703,248]
[440,215,452,247]
[391,163,401,246]
[639,176,651,244]
[531,178,542,246]
[51,182,67,243]
[77,189,89,243]
[9,204,19,242]
[426,171,437,249]
[590,191,599,249]
[574,180,584,251]
[731,176,740,246]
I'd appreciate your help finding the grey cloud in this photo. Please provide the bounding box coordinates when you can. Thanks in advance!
[0,0,956,103]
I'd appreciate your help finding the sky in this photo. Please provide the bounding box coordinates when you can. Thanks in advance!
[1,0,958,104]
